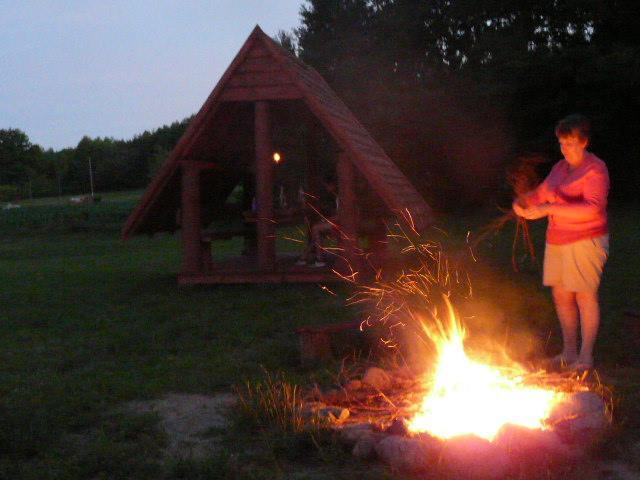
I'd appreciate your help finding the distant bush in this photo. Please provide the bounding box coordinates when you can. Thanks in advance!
[0,185,19,202]
[0,199,135,235]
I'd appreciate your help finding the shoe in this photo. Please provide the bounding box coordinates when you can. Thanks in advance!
[312,260,326,267]
[545,354,576,372]
[295,258,307,266]
[568,359,593,374]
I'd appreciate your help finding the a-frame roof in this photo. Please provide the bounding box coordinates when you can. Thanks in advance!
[122,25,432,238]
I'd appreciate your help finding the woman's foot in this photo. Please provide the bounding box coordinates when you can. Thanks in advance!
[568,357,593,373]
[545,353,577,371]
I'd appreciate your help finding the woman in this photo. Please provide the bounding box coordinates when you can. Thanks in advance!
[513,114,609,372]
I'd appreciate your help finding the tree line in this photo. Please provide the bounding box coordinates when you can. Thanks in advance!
[294,0,640,208]
[0,118,190,202]
[2,0,638,207]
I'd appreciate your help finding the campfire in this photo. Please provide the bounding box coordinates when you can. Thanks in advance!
[407,297,564,441]
[301,228,611,476]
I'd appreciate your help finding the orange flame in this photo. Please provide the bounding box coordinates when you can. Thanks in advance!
[408,297,564,441]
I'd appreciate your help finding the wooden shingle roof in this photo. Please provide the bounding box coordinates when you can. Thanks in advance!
[122,26,432,238]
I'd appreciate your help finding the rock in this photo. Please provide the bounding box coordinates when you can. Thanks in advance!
[549,391,606,423]
[301,401,326,420]
[321,388,342,403]
[374,435,439,472]
[440,435,510,479]
[340,423,374,445]
[352,432,385,460]
[390,366,415,381]
[318,406,350,424]
[345,380,362,391]
[362,367,391,391]
[548,391,609,444]
[595,461,640,480]
[386,418,410,436]
[496,423,576,470]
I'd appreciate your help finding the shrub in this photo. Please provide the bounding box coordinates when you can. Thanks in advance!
[0,185,19,202]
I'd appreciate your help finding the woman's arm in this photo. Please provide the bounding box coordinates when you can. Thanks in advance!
[512,170,554,216]
[545,169,609,219]
[516,166,609,220]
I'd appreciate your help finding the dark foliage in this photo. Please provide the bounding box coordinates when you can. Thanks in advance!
[3,1,639,208]
[0,117,191,200]
[296,0,640,207]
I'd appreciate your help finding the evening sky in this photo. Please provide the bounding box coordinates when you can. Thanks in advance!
[0,1,303,150]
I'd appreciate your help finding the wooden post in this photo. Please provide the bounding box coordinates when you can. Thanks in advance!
[255,101,275,270]
[305,120,321,207]
[181,164,203,274]
[241,172,257,257]
[337,151,359,272]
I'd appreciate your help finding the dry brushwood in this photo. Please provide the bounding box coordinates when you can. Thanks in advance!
[472,154,547,271]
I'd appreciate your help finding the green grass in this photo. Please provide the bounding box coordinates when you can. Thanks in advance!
[0,196,639,479]
[13,189,144,207]
[0,191,140,234]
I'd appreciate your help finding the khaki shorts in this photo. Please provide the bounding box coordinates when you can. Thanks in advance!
[543,235,609,292]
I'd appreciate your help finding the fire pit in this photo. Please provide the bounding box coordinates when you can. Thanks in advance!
[299,298,609,477]
[301,232,611,477]
[303,361,608,478]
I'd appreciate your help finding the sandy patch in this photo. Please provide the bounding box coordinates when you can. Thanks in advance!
[126,392,236,459]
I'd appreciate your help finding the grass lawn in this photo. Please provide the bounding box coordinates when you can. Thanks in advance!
[12,190,145,207]
[0,196,638,479]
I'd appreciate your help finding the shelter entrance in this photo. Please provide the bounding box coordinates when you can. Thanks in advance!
[180,99,382,284]
[122,26,432,285]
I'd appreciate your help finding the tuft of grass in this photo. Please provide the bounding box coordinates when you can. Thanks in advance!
[234,370,311,434]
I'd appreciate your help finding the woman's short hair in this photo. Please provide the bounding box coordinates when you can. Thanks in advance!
[555,114,591,141]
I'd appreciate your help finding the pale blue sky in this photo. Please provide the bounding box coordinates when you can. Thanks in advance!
[0,1,304,150]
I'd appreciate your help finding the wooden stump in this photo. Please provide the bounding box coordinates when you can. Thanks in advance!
[295,321,360,363]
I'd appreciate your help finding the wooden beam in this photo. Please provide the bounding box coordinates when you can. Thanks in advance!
[242,172,257,257]
[305,117,321,219]
[255,101,275,270]
[237,57,282,73]
[181,164,203,274]
[227,71,292,88]
[178,160,225,171]
[337,151,360,272]
[221,85,302,102]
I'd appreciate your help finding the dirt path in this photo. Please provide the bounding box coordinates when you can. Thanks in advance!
[126,392,236,459]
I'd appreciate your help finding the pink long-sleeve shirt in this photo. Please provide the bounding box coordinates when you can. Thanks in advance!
[528,152,609,245]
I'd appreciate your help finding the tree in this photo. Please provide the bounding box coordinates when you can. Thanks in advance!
[274,30,298,55]
[295,0,640,205]
[0,129,41,186]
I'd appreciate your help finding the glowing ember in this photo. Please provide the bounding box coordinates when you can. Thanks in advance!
[408,298,564,441]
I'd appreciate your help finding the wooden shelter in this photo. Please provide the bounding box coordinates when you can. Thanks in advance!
[122,26,432,285]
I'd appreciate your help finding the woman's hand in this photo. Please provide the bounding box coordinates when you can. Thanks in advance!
[513,202,552,220]
[512,200,527,217]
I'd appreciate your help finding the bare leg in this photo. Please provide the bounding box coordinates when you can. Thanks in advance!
[575,291,600,365]
[311,222,332,259]
[552,286,579,362]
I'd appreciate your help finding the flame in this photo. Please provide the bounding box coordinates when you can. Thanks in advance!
[408,298,564,441]
[273,152,282,164]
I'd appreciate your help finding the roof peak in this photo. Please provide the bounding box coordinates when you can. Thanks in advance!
[250,24,266,37]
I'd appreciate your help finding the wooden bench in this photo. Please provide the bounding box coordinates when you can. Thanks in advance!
[201,227,247,242]
[295,321,361,362]
[200,227,249,271]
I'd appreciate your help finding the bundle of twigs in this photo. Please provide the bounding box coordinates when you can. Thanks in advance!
[472,154,547,271]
